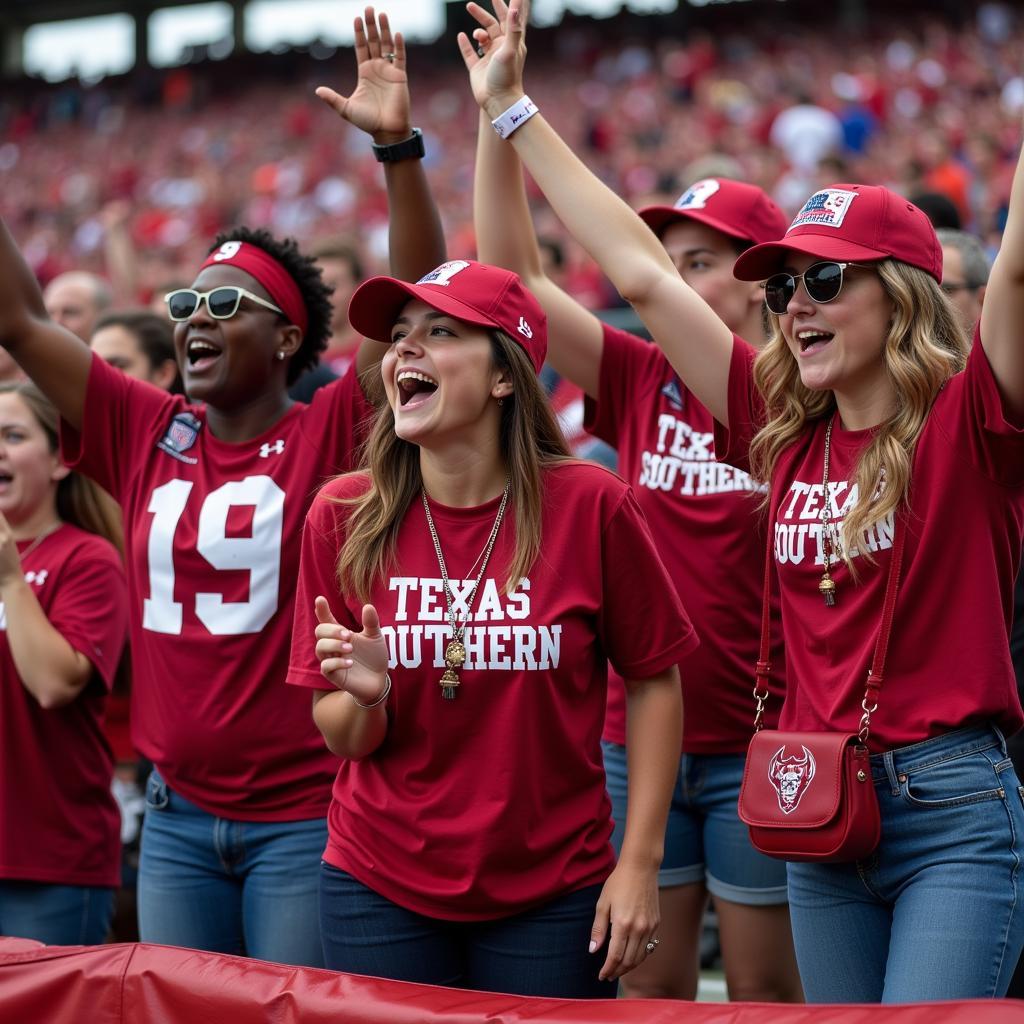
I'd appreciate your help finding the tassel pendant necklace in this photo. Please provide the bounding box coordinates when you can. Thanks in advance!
[818,416,841,607]
[422,483,510,699]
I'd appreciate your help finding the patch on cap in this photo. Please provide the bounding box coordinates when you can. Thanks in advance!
[675,179,721,211]
[417,260,472,287]
[789,189,859,230]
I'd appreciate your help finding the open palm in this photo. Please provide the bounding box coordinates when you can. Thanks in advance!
[316,7,411,141]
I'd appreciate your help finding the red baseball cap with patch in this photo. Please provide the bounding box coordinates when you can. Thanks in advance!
[733,184,943,283]
[348,259,547,373]
[639,178,788,246]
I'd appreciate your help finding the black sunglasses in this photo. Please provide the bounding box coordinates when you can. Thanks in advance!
[762,261,871,315]
[165,286,284,322]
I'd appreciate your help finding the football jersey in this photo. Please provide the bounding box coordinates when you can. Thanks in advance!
[0,524,127,886]
[61,353,373,819]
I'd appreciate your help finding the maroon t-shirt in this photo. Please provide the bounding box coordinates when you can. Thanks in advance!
[0,524,127,886]
[288,462,698,920]
[585,323,784,751]
[61,353,373,820]
[717,331,1024,749]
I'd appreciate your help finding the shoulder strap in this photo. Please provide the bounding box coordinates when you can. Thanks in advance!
[754,506,908,736]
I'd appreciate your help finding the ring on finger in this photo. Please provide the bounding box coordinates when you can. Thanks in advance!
[383,51,396,62]
[645,938,660,954]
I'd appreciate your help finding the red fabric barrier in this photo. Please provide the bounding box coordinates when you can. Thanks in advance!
[2,938,1023,1023]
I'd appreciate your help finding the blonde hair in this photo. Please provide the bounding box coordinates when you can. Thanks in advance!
[749,259,968,567]
[337,331,573,601]
[1,381,124,554]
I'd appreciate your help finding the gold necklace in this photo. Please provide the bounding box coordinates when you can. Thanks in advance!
[818,417,841,607]
[17,522,61,564]
[421,483,510,700]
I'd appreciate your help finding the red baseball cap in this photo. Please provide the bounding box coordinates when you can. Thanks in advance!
[733,184,943,283]
[638,178,788,246]
[348,259,547,373]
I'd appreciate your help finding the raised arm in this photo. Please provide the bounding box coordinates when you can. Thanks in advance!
[460,0,733,425]
[316,7,446,378]
[471,3,603,398]
[980,125,1024,418]
[0,221,91,429]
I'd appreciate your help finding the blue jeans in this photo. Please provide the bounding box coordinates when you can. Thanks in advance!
[138,769,326,967]
[787,725,1024,1003]
[319,864,616,999]
[603,741,788,904]
[0,881,114,945]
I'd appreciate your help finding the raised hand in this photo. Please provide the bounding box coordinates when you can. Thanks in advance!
[316,6,412,143]
[314,596,390,704]
[457,0,529,117]
[0,512,23,589]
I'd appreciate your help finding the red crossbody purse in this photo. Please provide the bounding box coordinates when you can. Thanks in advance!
[737,513,906,863]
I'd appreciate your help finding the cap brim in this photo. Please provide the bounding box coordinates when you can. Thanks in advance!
[348,276,502,343]
[639,205,751,243]
[733,235,888,281]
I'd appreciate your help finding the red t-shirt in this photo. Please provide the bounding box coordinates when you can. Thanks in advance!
[585,323,784,751]
[61,354,373,820]
[288,462,698,920]
[0,524,127,886]
[717,332,1024,750]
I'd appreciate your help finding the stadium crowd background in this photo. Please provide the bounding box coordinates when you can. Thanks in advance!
[0,1,1020,309]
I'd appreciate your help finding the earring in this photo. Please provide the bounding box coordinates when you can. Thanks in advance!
[497,397,504,406]
[276,351,285,361]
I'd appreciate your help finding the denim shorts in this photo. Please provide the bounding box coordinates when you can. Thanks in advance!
[787,724,1024,1002]
[602,741,788,906]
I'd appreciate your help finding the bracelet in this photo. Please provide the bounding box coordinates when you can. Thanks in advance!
[371,128,425,163]
[491,96,538,140]
[353,674,391,709]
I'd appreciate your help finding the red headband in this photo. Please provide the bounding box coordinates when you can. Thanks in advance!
[199,241,308,335]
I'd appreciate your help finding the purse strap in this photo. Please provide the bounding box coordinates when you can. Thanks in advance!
[753,498,908,744]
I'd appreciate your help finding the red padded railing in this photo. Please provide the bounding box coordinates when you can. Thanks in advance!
[2,938,1023,1023]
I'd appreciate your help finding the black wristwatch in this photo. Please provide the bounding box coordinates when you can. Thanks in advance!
[371,128,425,163]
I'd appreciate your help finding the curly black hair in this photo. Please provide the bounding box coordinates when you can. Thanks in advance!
[208,226,334,386]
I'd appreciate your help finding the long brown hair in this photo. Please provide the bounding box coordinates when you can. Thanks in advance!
[337,331,573,601]
[1,381,124,554]
[749,259,968,567]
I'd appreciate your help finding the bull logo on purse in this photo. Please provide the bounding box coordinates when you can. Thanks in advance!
[768,745,816,814]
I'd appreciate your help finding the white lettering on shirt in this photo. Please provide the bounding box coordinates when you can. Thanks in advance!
[380,576,561,670]
[773,479,895,566]
[638,413,765,497]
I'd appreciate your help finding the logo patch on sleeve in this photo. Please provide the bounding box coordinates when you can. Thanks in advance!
[660,377,684,410]
[157,412,203,464]
[789,189,858,230]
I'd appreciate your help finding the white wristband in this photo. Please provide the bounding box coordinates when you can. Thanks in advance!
[491,95,538,140]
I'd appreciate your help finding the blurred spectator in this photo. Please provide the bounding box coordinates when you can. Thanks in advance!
[770,95,844,174]
[936,228,989,333]
[908,191,962,231]
[309,237,369,376]
[43,272,113,342]
[90,309,183,394]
